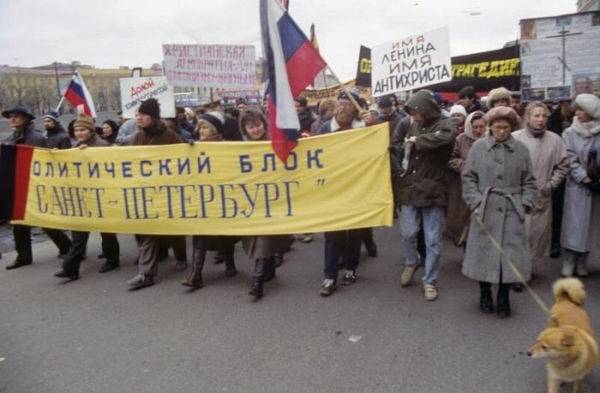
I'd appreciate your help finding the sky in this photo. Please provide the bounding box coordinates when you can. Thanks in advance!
[0,0,576,80]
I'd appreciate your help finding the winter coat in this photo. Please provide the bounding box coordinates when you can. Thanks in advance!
[378,110,405,139]
[240,129,293,259]
[2,123,47,148]
[75,134,109,148]
[298,108,314,134]
[461,135,537,284]
[513,128,568,258]
[560,119,600,253]
[394,90,456,207]
[46,123,72,149]
[131,121,182,146]
[445,125,479,244]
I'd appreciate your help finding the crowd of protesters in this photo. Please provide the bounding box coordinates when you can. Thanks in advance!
[2,83,600,318]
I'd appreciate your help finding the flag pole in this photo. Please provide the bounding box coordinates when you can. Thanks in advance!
[55,96,65,113]
[325,65,363,113]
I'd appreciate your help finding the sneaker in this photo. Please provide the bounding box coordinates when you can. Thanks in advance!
[127,274,154,290]
[319,279,337,297]
[423,284,438,301]
[342,270,357,286]
[300,234,313,243]
[400,265,417,287]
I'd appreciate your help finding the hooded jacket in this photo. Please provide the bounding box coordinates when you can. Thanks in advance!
[394,90,456,206]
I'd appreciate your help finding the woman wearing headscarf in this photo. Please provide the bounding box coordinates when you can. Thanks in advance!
[446,111,486,246]
[560,94,600,277]
[462,107,537,318]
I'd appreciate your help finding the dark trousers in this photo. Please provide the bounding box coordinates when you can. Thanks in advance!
[551,183,565,249]
[324,230,362,280]
[13,225,71,264]
[158,236,187,262]
[63,231,119,273]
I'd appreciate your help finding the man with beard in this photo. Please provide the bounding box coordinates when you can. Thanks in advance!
[1,106,72,270]
[42,110,71,149]
[125,98,183,290]
[318,91,377,296]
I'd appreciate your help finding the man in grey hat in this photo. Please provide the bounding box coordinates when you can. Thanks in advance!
[1,106,72,269]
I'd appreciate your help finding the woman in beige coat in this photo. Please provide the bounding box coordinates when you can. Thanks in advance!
[513,102,569,263]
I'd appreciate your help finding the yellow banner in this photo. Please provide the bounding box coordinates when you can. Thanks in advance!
[15,124,393,235]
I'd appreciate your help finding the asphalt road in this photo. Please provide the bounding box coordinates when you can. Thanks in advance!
[0,228,598,393]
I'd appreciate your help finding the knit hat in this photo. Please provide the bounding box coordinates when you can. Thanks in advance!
[450,104,467,117]
[199,112,225,134]
[138,98,161,119]
[73,113,95,131]
[42,110,60,122]
[487,87,511,107]
[485,106,520,131]
[574,93,600,120]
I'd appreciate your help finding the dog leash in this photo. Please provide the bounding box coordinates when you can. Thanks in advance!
[471,213,551,316]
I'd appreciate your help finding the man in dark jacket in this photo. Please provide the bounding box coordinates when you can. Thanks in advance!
[393,90,456,301]
[377,95,405,137]
[318,91,378,296]
[126,98,183,290]
[457,85,484,114]
[42,111,71,149]
[1,106,72,270]
[294,96,314,136]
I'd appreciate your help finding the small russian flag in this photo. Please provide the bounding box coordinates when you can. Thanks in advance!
[63,71,97,118]
[260,0,326,163]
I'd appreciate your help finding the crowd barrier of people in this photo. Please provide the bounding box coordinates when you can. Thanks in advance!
[2,85,600,318]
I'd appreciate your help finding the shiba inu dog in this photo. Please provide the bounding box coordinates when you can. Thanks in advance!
[528,278,598,393]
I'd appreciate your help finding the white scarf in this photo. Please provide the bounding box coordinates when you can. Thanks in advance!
[572,117,600,138]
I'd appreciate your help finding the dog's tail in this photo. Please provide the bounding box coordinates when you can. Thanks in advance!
[553,278,586,305]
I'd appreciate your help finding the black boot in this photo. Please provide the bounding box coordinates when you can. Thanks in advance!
[182,247,206,289]
[224,256,237,277]
[479,282,494,313]
[497,283,511,318]
[249,258,267,299]
[264,257,276,282]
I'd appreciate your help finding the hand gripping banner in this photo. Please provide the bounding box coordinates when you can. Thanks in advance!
[0,124,393,235]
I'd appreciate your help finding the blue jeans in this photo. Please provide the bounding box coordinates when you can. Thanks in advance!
[399,205,445,285]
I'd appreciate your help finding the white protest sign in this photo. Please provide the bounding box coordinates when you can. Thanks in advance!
[371,27,452,97]
[162,44,257,89]
[119,76,175,119]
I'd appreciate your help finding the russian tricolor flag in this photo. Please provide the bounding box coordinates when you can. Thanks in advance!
[260,0,326,163]
[63,71,97,118]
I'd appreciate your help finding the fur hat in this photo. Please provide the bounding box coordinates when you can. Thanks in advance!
[42,110,60,122]
[73,113,95,131]
[485,106,520,130]
[138,98,161,119]
[450,104,467,117]
[574,93,600,120]
[487,87,511,107]
[199,112,225,134]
